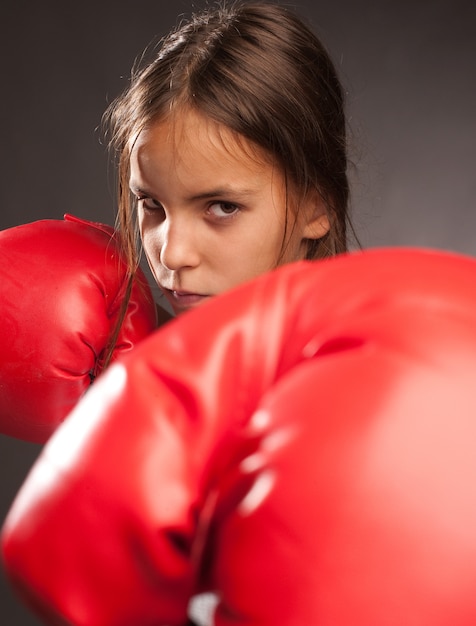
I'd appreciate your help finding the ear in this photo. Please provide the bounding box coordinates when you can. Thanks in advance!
[301,194,330,240]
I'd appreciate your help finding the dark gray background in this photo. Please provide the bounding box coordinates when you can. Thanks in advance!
[1,0,475,622]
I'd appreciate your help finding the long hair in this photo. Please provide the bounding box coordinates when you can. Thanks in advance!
[104,2,353,275]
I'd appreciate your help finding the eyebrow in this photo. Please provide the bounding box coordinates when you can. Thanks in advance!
[186,187,257,202]
[129,182,258,202]
[129,182,153,196]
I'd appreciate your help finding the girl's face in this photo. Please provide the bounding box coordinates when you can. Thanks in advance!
[129,107,328,315]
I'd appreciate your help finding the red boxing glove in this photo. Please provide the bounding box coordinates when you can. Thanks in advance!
[0,214,157,443]
[3,248,476,625]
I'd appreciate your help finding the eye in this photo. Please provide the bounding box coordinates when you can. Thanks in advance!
[136,195,164,213]
[208,201,240,219]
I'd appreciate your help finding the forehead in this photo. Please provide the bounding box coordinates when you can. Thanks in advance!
[131,106,275,176]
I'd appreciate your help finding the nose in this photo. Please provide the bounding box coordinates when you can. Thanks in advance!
[159,218,201,271]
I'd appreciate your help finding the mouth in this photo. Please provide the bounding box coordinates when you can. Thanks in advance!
[160,287,210,313]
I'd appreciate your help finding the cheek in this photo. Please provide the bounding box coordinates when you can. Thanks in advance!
[227,230,284,284]
[140,224,162,265]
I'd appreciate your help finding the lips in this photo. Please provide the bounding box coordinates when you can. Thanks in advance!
[160,287,210,313]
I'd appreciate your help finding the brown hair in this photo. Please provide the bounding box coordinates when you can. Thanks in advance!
[104,1,355,276]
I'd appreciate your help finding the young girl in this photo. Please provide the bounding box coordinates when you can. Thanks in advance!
[5,4,476,626]
[1,2,358,622]
[0,2,355,438]
[104,0,355,321]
